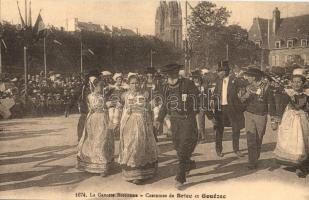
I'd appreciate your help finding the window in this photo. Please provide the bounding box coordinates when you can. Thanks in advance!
[176,30,179,48]
[284,55,288,63]
[272,56,276,66]
[255,40,261,48]
[173,29,176,46]
[301,39,307,47]
[302,54,307,65]
[275,55,280,66]
[275,41,281,48]
[287,40,294,48]
[272,55,280,66]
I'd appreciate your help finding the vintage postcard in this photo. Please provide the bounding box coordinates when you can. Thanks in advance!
[0,0,308,200]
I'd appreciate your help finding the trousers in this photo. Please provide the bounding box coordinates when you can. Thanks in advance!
[170,115,198,183]
[214,105,241,153]
[244,111,267,166]
[196,111,206,140]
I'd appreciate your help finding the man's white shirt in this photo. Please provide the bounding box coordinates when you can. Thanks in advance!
[221,76,229,105]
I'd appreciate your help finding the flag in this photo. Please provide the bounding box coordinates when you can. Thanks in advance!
[1,39,7,51]
[33,13,46,37]
[87,49,94,55]
[82,48,94,56]
[17,1,26,28]
[53,40,63,45]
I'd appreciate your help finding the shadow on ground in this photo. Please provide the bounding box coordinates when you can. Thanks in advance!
[0,137,278,191]
[0,128,66,141]
[158,128,247,144]
[144,142,277,186]
[0,144,95,191]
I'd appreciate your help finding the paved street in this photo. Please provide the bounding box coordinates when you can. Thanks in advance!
[0,114,308,200]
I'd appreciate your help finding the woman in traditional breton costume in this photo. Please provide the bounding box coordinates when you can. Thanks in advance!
[77,76,114,177]
[108,73,126,139]
[118,73,158,184]
[274,68,309,178]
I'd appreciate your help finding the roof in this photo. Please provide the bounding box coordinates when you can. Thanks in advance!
[77,22,103,32]
[275,14,309,40]
[111,26,136,36]
[249,13,309,50]
[120,28,136,36]
[248,17,272,49]
[258,18,272,48]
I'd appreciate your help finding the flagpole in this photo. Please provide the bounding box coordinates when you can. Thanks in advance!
[80,41,83,74]
[0,0,2,23]
[0,0,2,73]
[29,0,32,27]
[111,28,113,68]
[150,49,153,68]
[185,1,189,76]
[24,46,28,99]
[0,40,2,74]
[44,37,47,79]
[226,44,229,60]
[25,0,27,26]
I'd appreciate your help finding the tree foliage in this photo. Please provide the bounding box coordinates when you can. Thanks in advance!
[187,1,260,69]
[0,22,182,75]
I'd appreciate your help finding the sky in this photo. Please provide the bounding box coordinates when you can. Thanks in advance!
[1,0,309,35]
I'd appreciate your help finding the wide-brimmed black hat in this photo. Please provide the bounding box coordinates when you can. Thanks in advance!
[160,63,184,75]
[84,69,100,80]
[191,69,201,77]
[217,60,229,72]
[243,67,265,78]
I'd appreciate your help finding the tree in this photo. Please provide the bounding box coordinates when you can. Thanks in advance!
[187,2,259,69]
[0,22,183,75]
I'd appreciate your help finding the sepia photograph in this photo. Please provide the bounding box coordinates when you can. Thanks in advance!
[0,0,308,199]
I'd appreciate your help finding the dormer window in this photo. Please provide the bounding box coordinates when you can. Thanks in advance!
[287,40,294,48]
[255,40,261,48]
[275,41,281,48]
[301,39,307,47]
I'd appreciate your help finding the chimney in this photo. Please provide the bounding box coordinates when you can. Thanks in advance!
[272,7,280,34]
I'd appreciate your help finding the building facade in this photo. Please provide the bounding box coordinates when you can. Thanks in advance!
[66,18,104,32]
[65,18,136,36]
[249,8,309,67]
[155,1,182,48]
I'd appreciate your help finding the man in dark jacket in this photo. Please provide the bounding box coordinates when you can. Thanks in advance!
[241,67,276,169]
[211,61,245,158]
[155,63,199,189]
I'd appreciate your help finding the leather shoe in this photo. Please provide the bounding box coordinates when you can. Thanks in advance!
[235,151,244,158]
[100,172,108,177]
[132,179,143,185]
[247,164,257,170]
[174,181,184,190]
[216,152,224,157]
[296,169,306,178]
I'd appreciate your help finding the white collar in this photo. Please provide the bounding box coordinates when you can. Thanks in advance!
[223,76,229,81]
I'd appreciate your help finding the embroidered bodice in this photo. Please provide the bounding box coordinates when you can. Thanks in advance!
[88,93,107,113]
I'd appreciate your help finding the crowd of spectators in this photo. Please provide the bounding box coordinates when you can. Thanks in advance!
[0,72,83,119]
[0,65,308,120]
